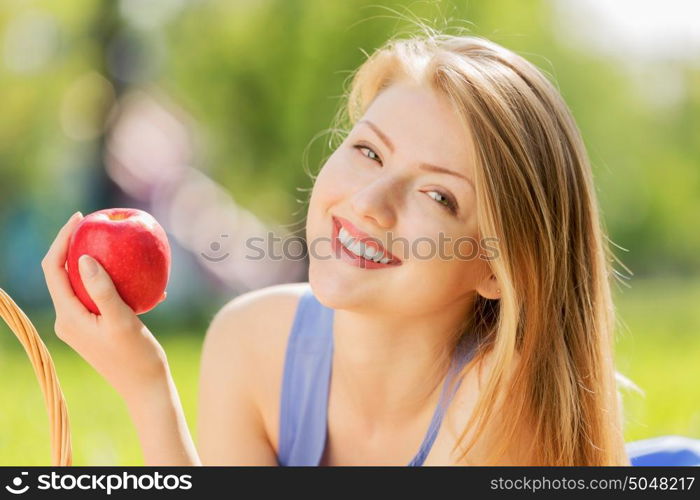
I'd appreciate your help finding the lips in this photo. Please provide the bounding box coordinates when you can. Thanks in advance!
[332,215,402,264]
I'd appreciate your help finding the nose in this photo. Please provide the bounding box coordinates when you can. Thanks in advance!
[349,176,398,229]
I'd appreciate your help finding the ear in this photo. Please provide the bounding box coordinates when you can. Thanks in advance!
[476,273,501,300]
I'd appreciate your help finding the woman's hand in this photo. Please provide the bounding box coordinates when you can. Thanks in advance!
[42,212,201,465]
[41,212,169,403]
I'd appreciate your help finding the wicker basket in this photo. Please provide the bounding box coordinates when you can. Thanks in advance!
[0,287,72,466]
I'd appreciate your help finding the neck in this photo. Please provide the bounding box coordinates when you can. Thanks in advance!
[331,295,474,429]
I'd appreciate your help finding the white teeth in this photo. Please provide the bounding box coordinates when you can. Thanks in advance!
[337,224,391,264]
[349,241,364,256]
[339,227,352,244]
[363,246,378,259]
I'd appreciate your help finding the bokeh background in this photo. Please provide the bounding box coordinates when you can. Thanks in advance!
[1,0,698,465]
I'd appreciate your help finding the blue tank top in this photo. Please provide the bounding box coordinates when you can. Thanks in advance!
[277,284,477,466]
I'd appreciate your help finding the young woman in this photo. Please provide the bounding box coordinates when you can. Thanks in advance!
[41,31,630,466]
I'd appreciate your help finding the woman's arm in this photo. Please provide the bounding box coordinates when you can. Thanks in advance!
[197,296,279,465]
[42,213,200,465]
[124,368,201,466]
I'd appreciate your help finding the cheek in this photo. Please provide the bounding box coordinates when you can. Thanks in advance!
[309,154,350,206]
[407,223,481,260]
[414,244,489,299]
[446,235,483,261]
[306,156,347,238]
[411,228,488,277]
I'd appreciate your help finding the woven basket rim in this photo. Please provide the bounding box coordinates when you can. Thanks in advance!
[0,287,72,466]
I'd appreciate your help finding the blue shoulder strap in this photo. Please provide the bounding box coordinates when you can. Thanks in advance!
[408,338,477,466]
[277,286,334,466]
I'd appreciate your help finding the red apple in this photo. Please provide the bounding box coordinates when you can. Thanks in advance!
[66,208,171,315]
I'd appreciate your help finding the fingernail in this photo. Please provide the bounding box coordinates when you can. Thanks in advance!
[71,211,82,221]
[79,255,98,278]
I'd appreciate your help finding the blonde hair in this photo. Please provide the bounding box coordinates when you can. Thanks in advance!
[327,28,630,465]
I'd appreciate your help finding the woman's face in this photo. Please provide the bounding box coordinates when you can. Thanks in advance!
[307,82,496,315]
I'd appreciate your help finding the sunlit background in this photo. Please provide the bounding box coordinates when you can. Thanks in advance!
[0,0,698,465]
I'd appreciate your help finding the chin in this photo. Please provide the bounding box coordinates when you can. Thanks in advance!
[307,259,348,310]
[308,260,390,312]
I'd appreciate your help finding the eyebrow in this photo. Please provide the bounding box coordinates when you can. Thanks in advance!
[357,119,474,187]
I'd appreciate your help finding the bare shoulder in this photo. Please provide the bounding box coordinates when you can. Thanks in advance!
[213,281,310,320]
[197,282,309,464]
[204,281,310,401]
[208,282,309,355]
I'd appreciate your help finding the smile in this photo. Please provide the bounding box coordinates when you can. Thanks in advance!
[331,216,402,269]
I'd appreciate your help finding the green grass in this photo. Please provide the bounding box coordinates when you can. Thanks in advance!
[0,331,201,466]
[614,279,700,442]
[1,279,698,465]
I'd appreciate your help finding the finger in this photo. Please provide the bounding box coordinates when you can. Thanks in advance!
[44,212,82,269]
[78,254,134,320]
[42,212,87,313]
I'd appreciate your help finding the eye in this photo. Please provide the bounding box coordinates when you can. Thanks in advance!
[353,144,382,165]
[353,142,458,214]
[426,190,458,213]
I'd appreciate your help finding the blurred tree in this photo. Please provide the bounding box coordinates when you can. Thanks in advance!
[1,0,698,291]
